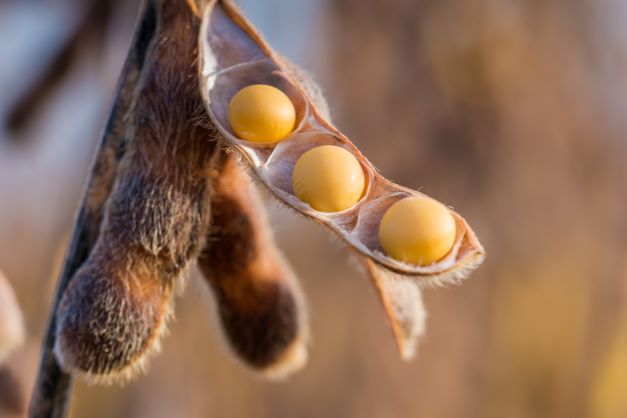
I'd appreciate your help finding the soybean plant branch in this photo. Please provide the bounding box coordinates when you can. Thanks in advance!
[28,3,157,417]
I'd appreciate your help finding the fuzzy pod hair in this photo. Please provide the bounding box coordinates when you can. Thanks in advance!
[194,55,329,378]
[55,0,218,384]
[0,272,24,366]
[198,151,309,379]
[195,52,326,378]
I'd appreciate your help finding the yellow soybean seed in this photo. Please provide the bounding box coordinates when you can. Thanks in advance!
[379,196,456,266]
[227,84,296,143]
[292,145,365,212]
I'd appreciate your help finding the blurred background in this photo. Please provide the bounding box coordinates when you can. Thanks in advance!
[0,0,626,417]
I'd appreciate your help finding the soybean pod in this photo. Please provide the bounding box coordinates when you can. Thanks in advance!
[198,0,485,358]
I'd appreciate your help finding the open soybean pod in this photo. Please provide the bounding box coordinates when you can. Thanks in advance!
[198,0,485,359]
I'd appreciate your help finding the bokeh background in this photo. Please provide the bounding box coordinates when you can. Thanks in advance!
[1,0,626,417]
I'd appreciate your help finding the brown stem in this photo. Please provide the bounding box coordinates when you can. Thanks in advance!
[28,2,157,416]
[6,0,114,136]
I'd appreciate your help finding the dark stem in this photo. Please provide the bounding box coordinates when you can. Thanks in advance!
[28,2,157,417]
[6,0,113,136]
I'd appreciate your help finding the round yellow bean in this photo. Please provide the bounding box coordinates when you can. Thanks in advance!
[292,145,365,212]
[379,196,456,265]
[228,84,296,143]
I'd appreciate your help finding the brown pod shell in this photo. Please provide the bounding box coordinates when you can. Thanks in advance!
[364,260,426,360]
[55,0,216,384]
[199,152,309,379]
[198,0,485,288]
[198,0,485,359]
[55,255,173,384]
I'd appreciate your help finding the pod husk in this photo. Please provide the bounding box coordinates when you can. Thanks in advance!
[198,0,485,358]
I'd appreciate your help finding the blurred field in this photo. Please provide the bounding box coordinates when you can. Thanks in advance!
[0,0,626,417]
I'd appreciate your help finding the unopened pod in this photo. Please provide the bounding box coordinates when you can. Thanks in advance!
[198,0,485,358]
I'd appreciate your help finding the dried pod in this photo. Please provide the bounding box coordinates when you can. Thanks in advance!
[198,0,485,287]
[198,151,309,379]
[0,272,24,365]
[364,260,426,360]
[55,1,218,384]
[198,0,484,358]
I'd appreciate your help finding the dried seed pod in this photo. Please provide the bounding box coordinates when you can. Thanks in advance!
[55,1,218,384]
[364,260,425,360]
[198,0,485,358]
[28,4,157,414]
[0,272,24,365]
[198,0,485,287]
[198,151,309,379]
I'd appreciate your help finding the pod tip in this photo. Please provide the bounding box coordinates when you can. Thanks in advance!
[260,337,309,381]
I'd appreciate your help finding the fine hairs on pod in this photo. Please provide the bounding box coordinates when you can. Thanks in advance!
[54,0,219,384]
[198,150,309,379]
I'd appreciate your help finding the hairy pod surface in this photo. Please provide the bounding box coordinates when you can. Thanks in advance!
[198,0,485,359]
[198,151,309,379]
[55,0,218,384]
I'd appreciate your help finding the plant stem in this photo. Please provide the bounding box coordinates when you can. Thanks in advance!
[28,3,156,417]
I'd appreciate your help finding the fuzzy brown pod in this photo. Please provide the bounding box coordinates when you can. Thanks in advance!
[198,0,485,358]
[53,0,311,386]
[54,0,218,384]
[0,272,24,366]
[198,151,309,379]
